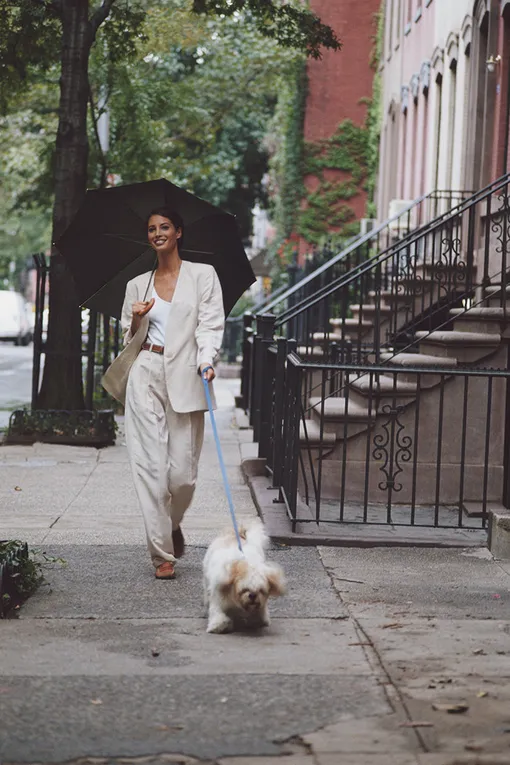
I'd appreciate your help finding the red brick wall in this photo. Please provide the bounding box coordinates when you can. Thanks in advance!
[300,0,379,252]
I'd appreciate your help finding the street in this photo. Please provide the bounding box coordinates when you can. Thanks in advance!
[0,343,34,426]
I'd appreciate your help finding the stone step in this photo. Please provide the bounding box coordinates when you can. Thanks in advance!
[328,318,373,331]
[349,304,393,317]
[416,330,501,363]
[369,289,413,307]
[450,306,510,335]
[349,373,417,410]
[379,351,457,387]
[309,396,372,421]
[299,419,337,447]
[308,396,372,439]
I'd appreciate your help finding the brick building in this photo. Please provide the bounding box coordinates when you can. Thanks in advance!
[299,0,380,254]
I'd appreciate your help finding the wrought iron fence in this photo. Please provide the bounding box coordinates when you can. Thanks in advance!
[272,351,510,531]
[32,254,121,410]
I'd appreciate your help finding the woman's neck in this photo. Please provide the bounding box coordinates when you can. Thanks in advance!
[156,248,182,276]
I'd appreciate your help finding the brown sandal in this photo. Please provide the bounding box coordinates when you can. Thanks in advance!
[172,527,185,559]
[155,561,175,579]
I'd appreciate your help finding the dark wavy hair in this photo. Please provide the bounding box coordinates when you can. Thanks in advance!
[146,207,184,249]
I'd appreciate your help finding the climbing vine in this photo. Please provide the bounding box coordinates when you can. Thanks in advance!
[266,3,384,257]
[365,6,384,218]
[266,55,307,267]
[298,119,370,244]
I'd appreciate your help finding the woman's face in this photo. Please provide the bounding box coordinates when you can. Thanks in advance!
[147,215,182,254]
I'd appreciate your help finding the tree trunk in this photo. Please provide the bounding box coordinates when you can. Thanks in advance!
[37,0,91,410]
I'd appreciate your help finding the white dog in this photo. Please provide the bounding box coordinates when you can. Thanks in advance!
[203,520,286,634]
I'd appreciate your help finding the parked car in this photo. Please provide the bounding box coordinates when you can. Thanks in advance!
[0,291,33,345]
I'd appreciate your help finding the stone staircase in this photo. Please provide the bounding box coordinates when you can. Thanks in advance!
[299,283,510,507]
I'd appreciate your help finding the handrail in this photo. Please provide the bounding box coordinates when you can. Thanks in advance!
[261,189,467,315]
[276,172,510,327]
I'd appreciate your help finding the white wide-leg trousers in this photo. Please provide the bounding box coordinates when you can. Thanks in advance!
[125,350,204,567]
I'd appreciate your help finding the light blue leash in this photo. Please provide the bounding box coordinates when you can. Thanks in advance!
[202,370,243,552]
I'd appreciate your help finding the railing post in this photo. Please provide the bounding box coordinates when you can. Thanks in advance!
[240,312,253,412]
[271,336,288,487]
[252,313,276,446]
[287,251,299,341]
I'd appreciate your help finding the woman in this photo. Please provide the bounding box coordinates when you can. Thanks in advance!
[103,207,224,579]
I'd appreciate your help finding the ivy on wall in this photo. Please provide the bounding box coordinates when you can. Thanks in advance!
[267,3,384,259]
[298,119,370,244]
[365,5,384,218]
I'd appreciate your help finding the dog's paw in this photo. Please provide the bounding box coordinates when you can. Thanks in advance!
[207,618,234,634]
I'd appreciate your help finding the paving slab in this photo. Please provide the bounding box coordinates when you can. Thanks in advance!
[20,545,345,621]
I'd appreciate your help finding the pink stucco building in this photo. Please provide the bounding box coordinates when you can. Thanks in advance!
[378,0,510,221]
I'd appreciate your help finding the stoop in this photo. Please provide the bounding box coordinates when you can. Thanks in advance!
[488,506,510,559]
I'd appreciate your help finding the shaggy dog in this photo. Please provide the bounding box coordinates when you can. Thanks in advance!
[203,520,286,634]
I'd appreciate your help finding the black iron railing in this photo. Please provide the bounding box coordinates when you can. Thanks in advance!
[32,254,121,410]
[273,351,510,531]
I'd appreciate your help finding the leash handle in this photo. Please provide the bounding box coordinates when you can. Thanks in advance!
[202,373,243,552]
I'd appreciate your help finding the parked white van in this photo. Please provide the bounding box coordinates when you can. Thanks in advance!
[0,291,33,345]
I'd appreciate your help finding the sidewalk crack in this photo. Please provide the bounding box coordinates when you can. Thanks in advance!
[42,451,101,541]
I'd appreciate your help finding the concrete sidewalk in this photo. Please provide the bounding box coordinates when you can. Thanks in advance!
[1,377,510,764]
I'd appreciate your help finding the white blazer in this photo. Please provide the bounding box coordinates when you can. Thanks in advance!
[102,261,225,412]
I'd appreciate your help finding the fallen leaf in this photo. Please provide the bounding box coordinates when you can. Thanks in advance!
[220,697,228,703]
[153,724,169,731]
[465,743,484,752]
[399,721,434,728]
[151,648,160,657]
[477,691,489,698]
[382,622,404,629]
[432,703,469,714]
[14,486,21,491]
[90,699,103,705]
[473,648,486,655]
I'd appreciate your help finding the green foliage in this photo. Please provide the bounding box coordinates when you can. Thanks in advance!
[265,56,306,263]
[298,119,369,245]
[192,0,341,59]
[0,0,60,112]
[365,6,384,218]
[0,540,65,617]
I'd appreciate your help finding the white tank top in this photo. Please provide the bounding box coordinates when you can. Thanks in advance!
[147,287,171,346]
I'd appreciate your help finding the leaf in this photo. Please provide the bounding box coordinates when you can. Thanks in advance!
[14,486,22,491]
[477,691,489,698]
[432,703,469,714]
[90,698,103,705]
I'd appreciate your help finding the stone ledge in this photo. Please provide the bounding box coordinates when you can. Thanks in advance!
[247,475,487,549]
[488,508,510,559]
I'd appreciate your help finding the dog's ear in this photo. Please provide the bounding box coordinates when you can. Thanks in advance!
[265,564,286,597]
[220,559,248,595]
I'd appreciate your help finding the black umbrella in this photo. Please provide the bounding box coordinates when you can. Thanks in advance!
[55,178,256,318]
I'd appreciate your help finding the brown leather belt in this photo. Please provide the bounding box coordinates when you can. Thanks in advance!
[141,342,164,355]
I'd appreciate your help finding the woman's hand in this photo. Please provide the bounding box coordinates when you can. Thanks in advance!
[130,298,155,336]
[200,364,215,382]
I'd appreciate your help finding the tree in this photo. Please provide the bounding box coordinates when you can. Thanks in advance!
[1,0,340,410]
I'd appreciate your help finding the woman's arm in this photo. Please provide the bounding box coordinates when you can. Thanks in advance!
[195,266,225,378]
[120,280,154,346]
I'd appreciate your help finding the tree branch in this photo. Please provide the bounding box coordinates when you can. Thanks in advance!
[28,0,63,18]
[89,0,117,41]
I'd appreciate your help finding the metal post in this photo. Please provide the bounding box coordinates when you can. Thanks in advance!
[271,336,287,487]
[240,312,253,412]
[85,311,98,410]
[252,313,276,445]
[287,251,299,341]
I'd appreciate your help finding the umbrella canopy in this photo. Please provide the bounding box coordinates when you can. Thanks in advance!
[55,178,256,318]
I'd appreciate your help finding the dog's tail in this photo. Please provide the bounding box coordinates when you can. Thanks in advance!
[243,518,269,550]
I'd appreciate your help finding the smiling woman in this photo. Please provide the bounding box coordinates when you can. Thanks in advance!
[102,205,225,581]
